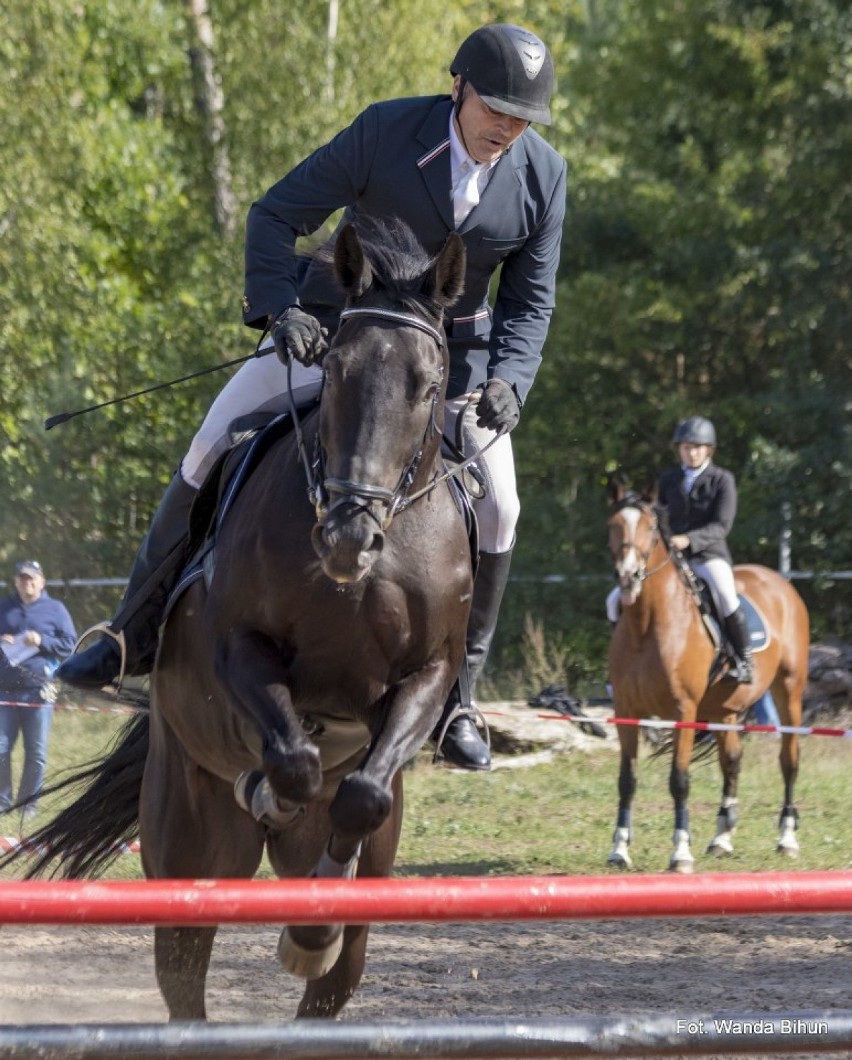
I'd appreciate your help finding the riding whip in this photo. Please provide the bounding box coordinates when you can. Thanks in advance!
[44,332,273,431]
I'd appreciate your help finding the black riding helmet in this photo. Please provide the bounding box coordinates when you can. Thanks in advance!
[672,416,717,447]
[450,24,555,125]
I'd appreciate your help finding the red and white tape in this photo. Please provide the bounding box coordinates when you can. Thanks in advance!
[537,713,852,739]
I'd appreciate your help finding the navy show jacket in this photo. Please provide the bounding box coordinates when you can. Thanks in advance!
[243,95,567,407]
[657,463,738,564]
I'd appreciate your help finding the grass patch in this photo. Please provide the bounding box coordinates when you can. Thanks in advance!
[3,706,850,879]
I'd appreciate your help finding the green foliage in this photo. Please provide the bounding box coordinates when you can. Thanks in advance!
[0,0,847,656]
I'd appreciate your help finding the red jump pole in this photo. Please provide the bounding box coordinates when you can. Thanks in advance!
[0,872,850,926]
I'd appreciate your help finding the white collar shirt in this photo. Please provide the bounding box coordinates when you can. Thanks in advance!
[448,114,499,228]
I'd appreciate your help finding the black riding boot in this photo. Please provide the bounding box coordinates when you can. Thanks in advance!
[724,606,755,684]
[433,547,513,771]
[57,475,198,690]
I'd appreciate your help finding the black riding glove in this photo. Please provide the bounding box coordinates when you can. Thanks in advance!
[271,307,329,367]
[476,378,520,433]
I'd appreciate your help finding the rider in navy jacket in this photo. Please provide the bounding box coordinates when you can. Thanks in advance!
[58,24,567,772]
[656,462,737,564]
[658,417,754,683]
[243,92,566,408]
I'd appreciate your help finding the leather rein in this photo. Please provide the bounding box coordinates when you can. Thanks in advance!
[285,306,504,530]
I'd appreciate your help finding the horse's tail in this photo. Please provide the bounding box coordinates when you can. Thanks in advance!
[649,727,720,762]
[0,711,149,879]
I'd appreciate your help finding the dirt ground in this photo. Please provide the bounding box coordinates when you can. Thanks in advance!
[0,915,850,1060]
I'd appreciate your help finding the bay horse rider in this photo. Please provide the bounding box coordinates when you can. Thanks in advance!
[58,23,568,769]
[607,415,755,683]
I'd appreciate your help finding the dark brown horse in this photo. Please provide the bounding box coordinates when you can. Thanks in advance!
[6,218,473,1019]
[606,478,809,873]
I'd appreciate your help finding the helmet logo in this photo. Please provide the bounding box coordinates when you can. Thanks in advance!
[505,25,546,79]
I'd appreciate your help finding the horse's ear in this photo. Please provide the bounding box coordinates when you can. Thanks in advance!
[641,479,659,505]
[427,232,466,308]
[606,472,629,505]
[334,223,373,298]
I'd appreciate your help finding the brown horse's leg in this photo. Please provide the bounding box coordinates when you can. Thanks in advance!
[216,626,322,805]
[607,724,638,869]
[141,708,266,1020]
[668,725,697,873]
[772,678,801,856]
[154,926,218,1020]
[707,723,743,856]
[283,772,404,996]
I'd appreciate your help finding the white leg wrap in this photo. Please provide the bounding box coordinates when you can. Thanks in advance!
[607,826,632,869]
[777,814,800,857]
[312,842,362,880]
[670,828,695,873]
[707,798,738,855]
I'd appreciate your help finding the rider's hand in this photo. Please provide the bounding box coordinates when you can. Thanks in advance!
[475,378,520,433]
[271,307,329,366]
[670,534,691,551]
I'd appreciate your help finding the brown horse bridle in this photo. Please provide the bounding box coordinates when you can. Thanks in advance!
[611,498,672,589]
[285,306,505,530]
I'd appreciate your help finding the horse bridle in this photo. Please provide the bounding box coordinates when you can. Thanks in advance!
[611,498,672,588]
[285,306,505,530]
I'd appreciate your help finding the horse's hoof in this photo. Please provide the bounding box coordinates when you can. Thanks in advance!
[777,838,800,858]
[606,852,632,870]
[277,928,343,981]
[706,836,734,856]
[669,859,695,874]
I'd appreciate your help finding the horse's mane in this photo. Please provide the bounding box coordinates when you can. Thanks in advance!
[319,215,448,317]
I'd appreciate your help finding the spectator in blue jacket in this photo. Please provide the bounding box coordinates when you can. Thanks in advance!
[0,560,77,818]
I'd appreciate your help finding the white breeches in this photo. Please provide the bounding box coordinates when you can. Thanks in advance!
[605,556,739,622]
[180,344,520,555]
[181,343,323,489]
[443,395,519,554]
[690,557,739,617]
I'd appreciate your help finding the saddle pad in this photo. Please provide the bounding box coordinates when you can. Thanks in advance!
[739,594,768,652]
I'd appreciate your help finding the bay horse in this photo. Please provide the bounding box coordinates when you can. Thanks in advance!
[605,478,809,873]
[6,218,473,1019]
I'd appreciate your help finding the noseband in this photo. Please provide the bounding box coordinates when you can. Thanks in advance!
[285,306,507,530]
[611,500,671,588]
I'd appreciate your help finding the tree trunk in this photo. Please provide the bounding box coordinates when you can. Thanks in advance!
[183,0,237,237]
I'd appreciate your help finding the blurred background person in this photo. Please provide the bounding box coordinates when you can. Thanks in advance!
[0,559,77,819]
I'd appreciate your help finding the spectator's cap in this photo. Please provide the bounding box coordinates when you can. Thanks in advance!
[15,559,44,578]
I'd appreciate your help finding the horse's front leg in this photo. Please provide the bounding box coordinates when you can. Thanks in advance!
[706,721,742,856]
[216,626,322,809]
[774,682,801,857]
[294,773,404,1015]
[669,724,696,873]
[278,663,451,981]
[607,721,638,869]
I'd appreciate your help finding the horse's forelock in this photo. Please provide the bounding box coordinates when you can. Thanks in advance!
[328,217,447,317]
[610,490,648,515]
